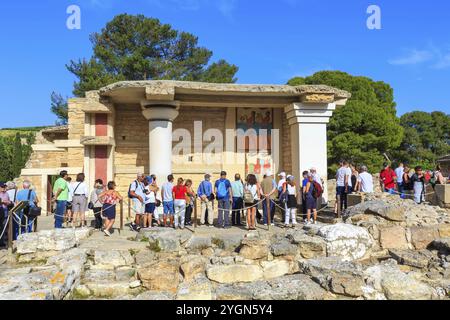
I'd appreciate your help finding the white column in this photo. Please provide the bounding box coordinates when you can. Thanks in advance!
[285,102,336,203]
[142,102,179,183]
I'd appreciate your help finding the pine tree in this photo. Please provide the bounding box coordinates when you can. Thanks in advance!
[11,133,23,178]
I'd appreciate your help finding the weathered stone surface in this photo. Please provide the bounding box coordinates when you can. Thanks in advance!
[289,232,326,259]
[180,255,207,281]
[83,269,116,283]
[318,223,373,261]
[93,250,134,268]
[261,259,291,280]
[176,275,213,300]
[206,264,263,284]
[16,228,92,254]
[137,228,182,253]
[0,248,87,300]
[211,234,243,251]
[134,291,174,300]
[115,266,136,281]
[379,226,409,250]
[388,249,434,269]
[138,260,180,293]
[345,200,406,222]
[215,274,329,300]
[239,238,269,260]
[300,257,365,298]
[364,261,434,300]
[438,224,450,238]
[270,238,297,257]
[84,282,137,298]
[185,236,212,251]
[410,226,439,250]
[134,250,156,265]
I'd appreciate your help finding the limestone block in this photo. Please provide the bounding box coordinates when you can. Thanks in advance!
[318,223,374,261]
[410,226,439,250]
[261,259,291,280]
[206,264,264,284]
[138,260,180,293]
[379,226,409,250]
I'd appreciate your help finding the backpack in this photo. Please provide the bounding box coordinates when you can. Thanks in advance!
[128,180,139,199]
[279,182,289,204]
[430,172,437,187]
[244,185,255,204]
[312,181,323,199]
[217,180,228,199]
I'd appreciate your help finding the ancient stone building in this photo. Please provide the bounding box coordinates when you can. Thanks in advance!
[20,80,350,214]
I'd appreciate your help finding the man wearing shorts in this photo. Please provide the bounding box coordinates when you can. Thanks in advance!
[129,173,146,231]
[161,174,175,227]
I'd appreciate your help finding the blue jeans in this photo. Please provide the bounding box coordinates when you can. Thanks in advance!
[217,199,231,227]
[337,186,348,212]
[397,183,405,198]
[262,199,275,224]
[55,200,67,229]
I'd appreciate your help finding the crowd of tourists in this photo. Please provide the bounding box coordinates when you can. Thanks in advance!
[0,160,447,242]
[127,169,325,233]
[335,160,447,214]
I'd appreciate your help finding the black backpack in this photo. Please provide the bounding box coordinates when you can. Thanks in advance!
[128,180,139,199]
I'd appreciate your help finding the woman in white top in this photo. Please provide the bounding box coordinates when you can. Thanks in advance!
[282,175,299,226]
[244,174,261,231]
[71,173,89,228]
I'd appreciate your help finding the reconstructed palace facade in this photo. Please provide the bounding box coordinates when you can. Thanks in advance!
[20,80,350,214]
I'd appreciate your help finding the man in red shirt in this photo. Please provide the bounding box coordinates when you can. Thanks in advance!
[380,162,397,194]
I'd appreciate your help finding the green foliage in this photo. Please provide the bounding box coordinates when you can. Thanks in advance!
[66,14,238,97]
[0,132,35,181]
[50,92,69,125]
[289,71,404,175]
[392,111,450,169]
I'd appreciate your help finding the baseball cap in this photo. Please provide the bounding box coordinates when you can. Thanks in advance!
[0,182,6,188]
[278,172,286,177]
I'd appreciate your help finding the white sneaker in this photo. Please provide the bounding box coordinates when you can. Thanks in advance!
[271,223,275,226]
[303,219,308,224]
[310,218,314,224]
[313,221,317,225]
[264,223,268,226]
[103,229,111,237]
[292,221,298,226]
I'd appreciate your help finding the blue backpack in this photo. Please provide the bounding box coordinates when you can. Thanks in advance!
[217,180,228,199]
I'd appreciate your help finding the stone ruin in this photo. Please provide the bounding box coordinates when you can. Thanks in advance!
[0,193,448,300]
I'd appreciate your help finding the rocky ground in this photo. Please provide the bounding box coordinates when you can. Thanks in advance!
[0,193,449,300]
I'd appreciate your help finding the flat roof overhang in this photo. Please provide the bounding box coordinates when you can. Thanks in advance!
[97,80,351,108]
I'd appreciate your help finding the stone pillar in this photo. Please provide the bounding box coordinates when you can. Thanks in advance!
[141,101,179,183]
[285,102,336,203]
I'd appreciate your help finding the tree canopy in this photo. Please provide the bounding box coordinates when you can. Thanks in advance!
[66,14,238,97]
[50,92,68,125]
[392,111,450,168]
[288,71,404,174]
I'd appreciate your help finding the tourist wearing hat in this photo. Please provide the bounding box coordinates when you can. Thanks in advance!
[197,174,214,227]
[260,170,277,226]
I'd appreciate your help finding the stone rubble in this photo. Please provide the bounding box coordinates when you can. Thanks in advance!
[1,194,449,300]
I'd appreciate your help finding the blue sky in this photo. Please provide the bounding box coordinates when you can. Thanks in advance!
[0,0,449,127]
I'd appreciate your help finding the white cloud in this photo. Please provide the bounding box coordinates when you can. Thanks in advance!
[145,0,236,18]
[389,44,450,69]
[388,49,433,65]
